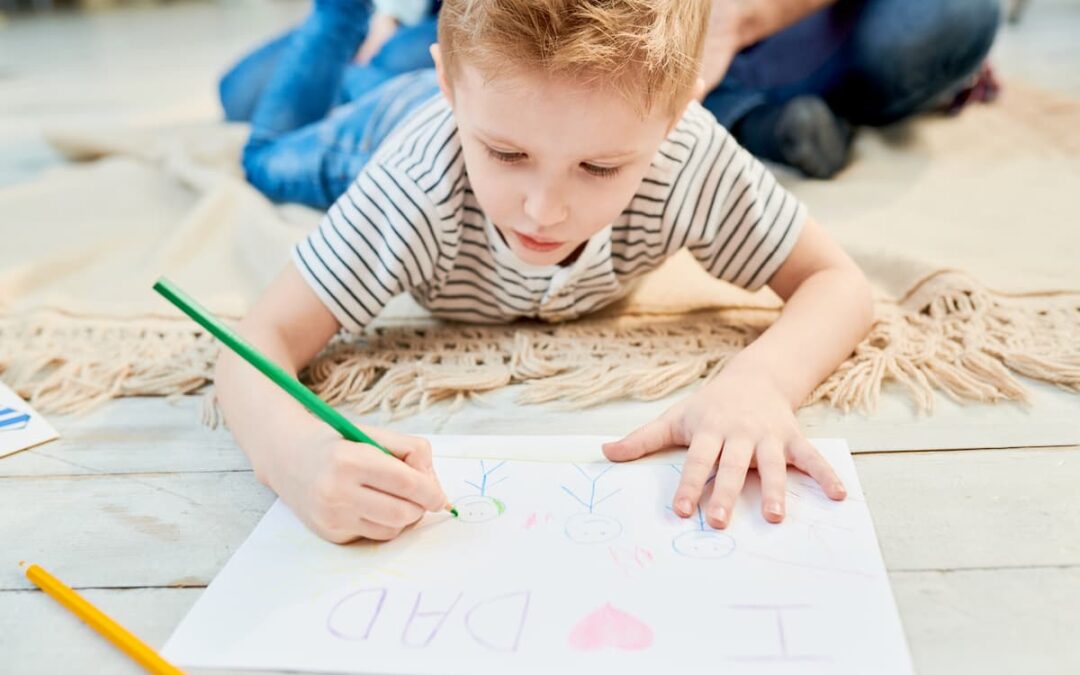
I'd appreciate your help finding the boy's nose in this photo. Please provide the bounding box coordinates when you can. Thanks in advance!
[523,188,568,228]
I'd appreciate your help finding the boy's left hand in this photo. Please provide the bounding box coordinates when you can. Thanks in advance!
[602,367,847,528]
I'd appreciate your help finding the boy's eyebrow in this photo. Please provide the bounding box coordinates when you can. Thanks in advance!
[473,128,638,162]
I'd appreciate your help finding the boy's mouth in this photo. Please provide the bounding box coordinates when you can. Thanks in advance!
[514,231,564,253]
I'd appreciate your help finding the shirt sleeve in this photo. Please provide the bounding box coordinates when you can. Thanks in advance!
[671,108,807,291]
[292,161,446,332]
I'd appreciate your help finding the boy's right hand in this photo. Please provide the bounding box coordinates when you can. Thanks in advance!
[272,423,450,544]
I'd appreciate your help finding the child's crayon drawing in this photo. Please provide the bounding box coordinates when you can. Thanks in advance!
[163,441,912,675]
[0,382,59,459]
[723,604,831,663]
[568,603,653,651]
[454,460,509,523]
[560,464,623,544]
[607,544,654,576]
[667,464,736,560]
[0,406,31,432]
[327,586,531,653]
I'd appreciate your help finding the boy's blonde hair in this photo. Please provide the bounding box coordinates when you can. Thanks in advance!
[437,0,710,118]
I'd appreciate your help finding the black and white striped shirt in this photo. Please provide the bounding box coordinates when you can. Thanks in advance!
[293,95,806,332]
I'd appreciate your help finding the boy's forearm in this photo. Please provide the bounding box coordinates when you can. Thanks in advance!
[214,323,324,486]
[733,0,840,48]
[722,265,873,409]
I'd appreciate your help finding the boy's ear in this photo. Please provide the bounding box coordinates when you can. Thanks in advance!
[431,43,453,105]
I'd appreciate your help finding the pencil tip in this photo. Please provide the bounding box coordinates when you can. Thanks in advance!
[449,506,459,518]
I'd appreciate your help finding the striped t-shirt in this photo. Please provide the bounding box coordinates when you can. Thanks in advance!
[293,94,807,332]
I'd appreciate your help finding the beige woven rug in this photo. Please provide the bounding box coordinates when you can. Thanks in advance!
[1,83,1078,418]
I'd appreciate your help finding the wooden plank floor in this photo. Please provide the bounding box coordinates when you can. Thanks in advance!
[1,395,1078,674]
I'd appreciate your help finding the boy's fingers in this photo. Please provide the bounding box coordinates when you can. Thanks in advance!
[385,436,451,507]
[602,417,676,462]
[673,433,722,517]
[791,439,846,500]
[355,486,425,529]
[398,439,436,474]
[756,438,787,523]
[362,450,448,512]
[353,429,448,508]
[364,427,435,472]
[706,438,753,529]
[355,518,404,542]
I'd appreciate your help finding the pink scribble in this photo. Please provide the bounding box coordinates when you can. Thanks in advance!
[522,513,554,530]
[635,547,654,566]
[568,603,653,651]
[608,545,655,575]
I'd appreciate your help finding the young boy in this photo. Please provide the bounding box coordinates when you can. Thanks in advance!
[216,0,873,544]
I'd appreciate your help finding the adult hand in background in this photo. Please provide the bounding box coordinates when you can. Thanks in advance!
[699,0,745,97]
[356,11,401,65]
[699,0,843,98]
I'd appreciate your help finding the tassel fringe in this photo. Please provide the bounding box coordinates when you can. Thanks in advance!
[2,272,1076,421]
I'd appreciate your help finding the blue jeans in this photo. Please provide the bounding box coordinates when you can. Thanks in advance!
[223,1,439,208]
[703,0,1001,128]
[219,14,439,122]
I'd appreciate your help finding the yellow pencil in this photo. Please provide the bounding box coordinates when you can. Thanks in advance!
[20,561,185,675]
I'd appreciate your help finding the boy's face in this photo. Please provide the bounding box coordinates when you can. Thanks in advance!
[440,58,678,266]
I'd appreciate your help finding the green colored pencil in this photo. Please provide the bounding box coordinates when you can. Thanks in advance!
[153,277,457,518]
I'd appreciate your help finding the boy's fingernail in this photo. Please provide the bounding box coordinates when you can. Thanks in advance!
[676,498,691,516]
[766,503,784,518]
[833,483,847,497]
[709,507,727,525]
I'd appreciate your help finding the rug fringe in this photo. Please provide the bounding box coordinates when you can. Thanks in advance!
[0,312,217,415]
[2,272,1076,421]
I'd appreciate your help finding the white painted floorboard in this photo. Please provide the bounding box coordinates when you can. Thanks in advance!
[1,396,1078,673]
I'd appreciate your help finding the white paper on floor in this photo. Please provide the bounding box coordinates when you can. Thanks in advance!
[0,381,58,459]
[163,438,912,674]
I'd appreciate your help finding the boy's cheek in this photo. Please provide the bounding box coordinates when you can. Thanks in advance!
[468,169,521,224]
[476,186,518,228]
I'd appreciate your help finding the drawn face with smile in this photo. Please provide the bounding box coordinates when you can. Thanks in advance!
[672,530,736,559]
[454,495,506,523]
[564,513,623,544]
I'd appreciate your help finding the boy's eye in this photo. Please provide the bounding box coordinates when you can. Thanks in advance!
[487,147,525,164]
[582,163,621,178]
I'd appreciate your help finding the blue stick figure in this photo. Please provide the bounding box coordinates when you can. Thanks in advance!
[454,460,508,523]
[560,464,623,544]
[668,464,736,559]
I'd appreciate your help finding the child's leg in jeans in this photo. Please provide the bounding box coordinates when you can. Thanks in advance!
[241,1,372,206]
[218,29,295,122]
[243,69,440,209]
[246,0,372,139]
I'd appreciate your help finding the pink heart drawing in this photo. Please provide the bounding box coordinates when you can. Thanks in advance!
[568,603,654,651]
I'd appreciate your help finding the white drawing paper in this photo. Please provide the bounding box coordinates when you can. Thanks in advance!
[0,381,58,459]
[164,437,912,674]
